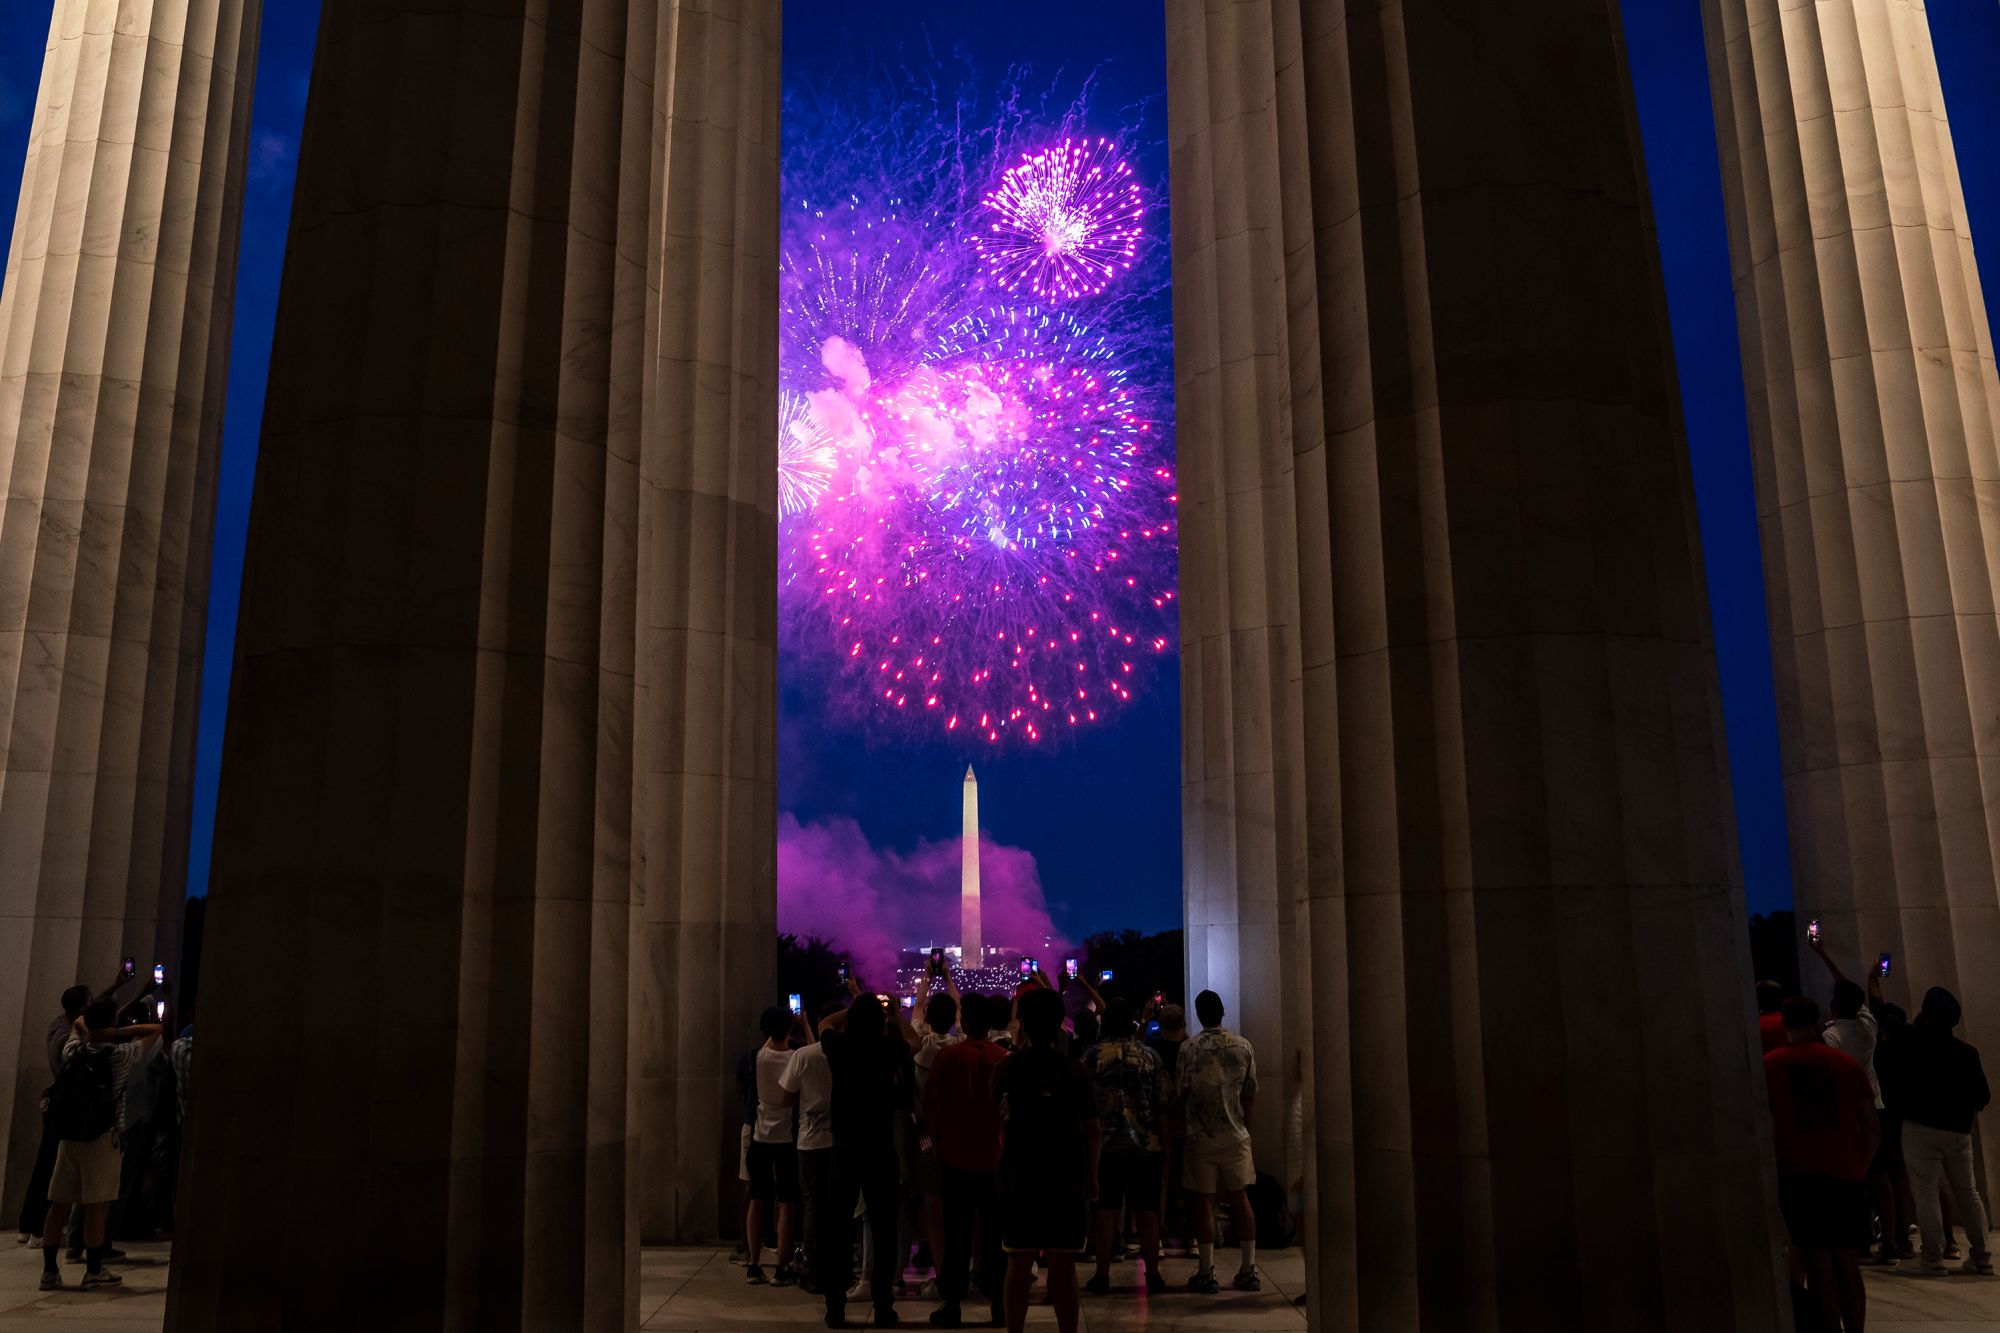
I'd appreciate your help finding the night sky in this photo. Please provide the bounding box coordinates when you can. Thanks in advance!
[1,2,1996,932]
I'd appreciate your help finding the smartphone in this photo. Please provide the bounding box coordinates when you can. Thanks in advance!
[930,946,946,978]
[1807,919,1821,945]
[122,957,136,979]
[1064,958,1079,980]
[837,962,849,984]
[901,996,914,1010]
[788,993,802,1016]
[1029,959,1041,974]
[1099,969,1113,983]
[1153,990,1165,1006]
[1019,959,1033,979]
[155,1000,166,1021]
[1878,952,1892,978]
[152,963,165,986]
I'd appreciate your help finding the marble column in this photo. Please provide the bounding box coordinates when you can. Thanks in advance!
[0,0,259,1222]
[163,2,777,1327]
[1170,1,1787,1328]
[1701,0,2000,1188]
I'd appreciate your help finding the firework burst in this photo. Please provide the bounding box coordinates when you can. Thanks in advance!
[778,391,837,518]
[974,138,1144,301]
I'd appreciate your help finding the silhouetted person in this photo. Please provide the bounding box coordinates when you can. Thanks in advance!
[1757,979,1788,1053]
[40,1001,162,1292]
[1082,999,1169,1295]
[1878,987,1991,1276]
[1766,995,1878,1332]
[819,994,915,1328]
[784,999,842,1288]
[925,994,1008,1329]
[995,987,1098,1333]
[1869,1003,1916,1263]
[1179,990,1259,1293]
[16,968,133,1248]
[747,1005,802,1285]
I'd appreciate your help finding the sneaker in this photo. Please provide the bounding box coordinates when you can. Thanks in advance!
[747,1263,768,1284]
[1084,1273,1111,1296]
[1188,1269,1220,1294]
[928,1302,964,1328]
[38,1272,61,1291]
[1232,1268,1261,1292]
[80,1270,122,1290]
[849,1278,872,1303]
[1946,1244,1963,1260]
[62,1250,83,1266]
[17,1232,39,1246]
[1898,1259,1949,1277]
[917,1278,940,1300]
[1144,1269,1165,1295]
[774,1265,798,1287]
[1960,1258,1996,1276]
[731,1244,748,1265]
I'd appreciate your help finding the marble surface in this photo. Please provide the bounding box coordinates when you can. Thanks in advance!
[1169,0,1786,1326]
[4,1240,1997,1330]
[0,0,259,1230]
[1702,0,2000,1211]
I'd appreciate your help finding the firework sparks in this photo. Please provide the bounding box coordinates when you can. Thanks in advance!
[779,81,1174,744]
[974,138,1144,301]
[778,391,837,518]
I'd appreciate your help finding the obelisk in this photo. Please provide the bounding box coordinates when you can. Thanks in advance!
[961,766,982,963]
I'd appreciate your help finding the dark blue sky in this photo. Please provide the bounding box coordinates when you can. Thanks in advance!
[1,2,1996,928]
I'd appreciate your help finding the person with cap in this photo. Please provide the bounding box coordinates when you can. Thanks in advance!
[1081,999,1171,1295]
[1877,987,1992,1276]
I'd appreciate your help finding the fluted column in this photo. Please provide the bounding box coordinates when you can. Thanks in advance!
[1170,1,1787,1328]
[634,0,779,1243]
[1701,0,2000,1182]
[163,2,778,1327]
[0,0,259,1222]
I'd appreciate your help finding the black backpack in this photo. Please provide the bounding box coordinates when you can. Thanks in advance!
[1247,1171,1297,1249]
[48,1045,118,1142]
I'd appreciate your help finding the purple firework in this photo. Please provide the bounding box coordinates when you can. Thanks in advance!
[782,306,1176,744]
[974,138,1144,301]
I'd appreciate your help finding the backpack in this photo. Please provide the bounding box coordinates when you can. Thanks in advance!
[48,1044,118,1143]
[1247,1171,1297,1249]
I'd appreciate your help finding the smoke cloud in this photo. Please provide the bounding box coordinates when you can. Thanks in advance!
[777,812,1068,986]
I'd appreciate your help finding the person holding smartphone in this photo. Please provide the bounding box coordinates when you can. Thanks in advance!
[16,965,140,1250]
[38,1001,163,1291]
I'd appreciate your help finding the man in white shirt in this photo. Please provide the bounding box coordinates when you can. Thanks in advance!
[782,1001,840,1287]
[747,1006,801,1286]
[39,1000,161,1292]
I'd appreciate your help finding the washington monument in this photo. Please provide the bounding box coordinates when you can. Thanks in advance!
[961,765,982,962]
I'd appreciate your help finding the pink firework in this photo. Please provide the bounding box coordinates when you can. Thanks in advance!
[783,307,1175,744]
[975,138,1144,300]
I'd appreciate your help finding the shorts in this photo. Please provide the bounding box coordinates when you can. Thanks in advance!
[1184,1136,1255,1195]
[739,1125,752,1183]
[1777,1172,1871,1251]
[1095,1152,1164,1213]
[747,1140,801,1205]
[1001,1196,1089,1253]
[48,1133,120,1206]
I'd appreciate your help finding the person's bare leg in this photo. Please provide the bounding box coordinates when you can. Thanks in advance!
[1804,1249,1840,1331]
[81,1202,107,1250]
[1136,1209,1161,1276]
[747,1199,767,1267]
[1004,1253,1036,1333]
[40,1201,68,1251]
[1045,1254,1080,1333]
[1091,1209,1116,1283]
[1230,1188,1257,1276]
[1832,1248,1866,1332]
[777,1201,798,1272]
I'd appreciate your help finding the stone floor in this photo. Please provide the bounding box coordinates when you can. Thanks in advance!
[1,1239,1996,1329]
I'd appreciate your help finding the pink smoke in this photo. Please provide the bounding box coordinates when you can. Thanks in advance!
[777,812,1069,987]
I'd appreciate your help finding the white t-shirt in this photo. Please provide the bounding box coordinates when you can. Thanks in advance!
[781,1044,834,1152]
[1824,1006,1882,1108]
[753,1045,795,1144]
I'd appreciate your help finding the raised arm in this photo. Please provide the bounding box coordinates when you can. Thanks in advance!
[1807,933,1854,993]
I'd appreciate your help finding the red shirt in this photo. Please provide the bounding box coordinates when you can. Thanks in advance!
[926,1037,1008,1173]
[1759,1013,1787,1054]
[1764,1040,1874,1181]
